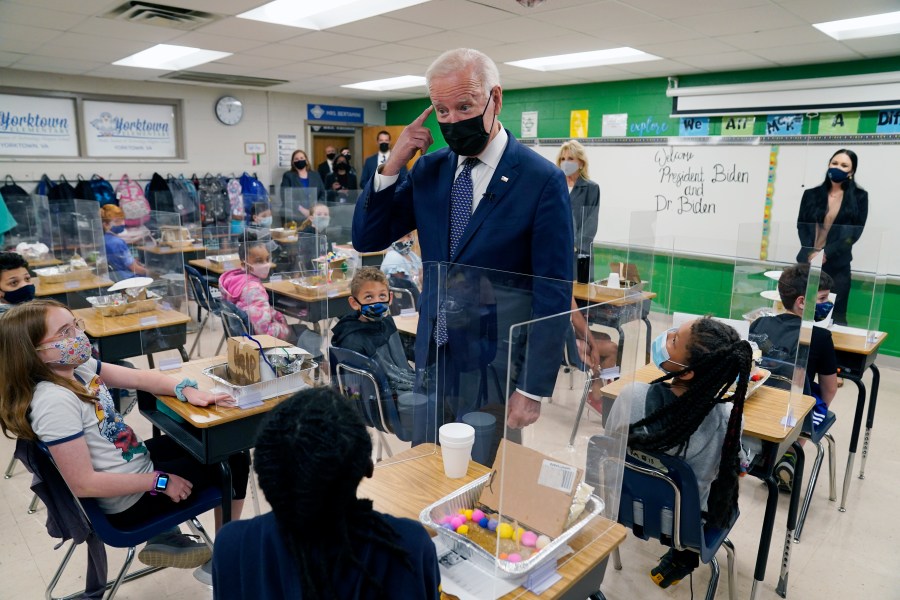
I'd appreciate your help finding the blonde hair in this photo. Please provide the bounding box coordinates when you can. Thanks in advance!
[0,300,96,440]
[556,140,589,179]
[100,204,125,223]
[350,267,389,297]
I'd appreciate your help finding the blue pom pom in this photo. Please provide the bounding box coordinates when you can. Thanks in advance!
[479,517,489,528]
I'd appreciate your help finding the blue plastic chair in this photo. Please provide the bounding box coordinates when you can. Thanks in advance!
[25,440,222,600]
[616,446,739,600]
[219,299,252,338]
[185,264,225,357]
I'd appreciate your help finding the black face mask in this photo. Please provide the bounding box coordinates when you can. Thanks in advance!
[2,283,35,304]
[326,152,336,160]
[342,153,352,162]
[379,142,390,153]
[293,159,307,170]
[335,163,348,173]
[439,88,496,157]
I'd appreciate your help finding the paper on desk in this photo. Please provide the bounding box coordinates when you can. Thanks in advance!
[432,537,523,600]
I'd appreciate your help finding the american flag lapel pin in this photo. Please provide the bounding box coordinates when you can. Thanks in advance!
[500,175,509,182]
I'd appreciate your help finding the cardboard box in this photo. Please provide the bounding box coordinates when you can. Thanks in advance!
[478,439,584,538]
[226,335,292,386]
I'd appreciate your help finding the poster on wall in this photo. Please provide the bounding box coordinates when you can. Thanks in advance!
[521,111,538,138]
[570,110,589,138]
[0,93,79,157]
[83,100,178,157]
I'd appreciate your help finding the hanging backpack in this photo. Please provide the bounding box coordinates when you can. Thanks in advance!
[167,174,200,223]
[227,178,244,220]
[0,176,31,240]
[198,173,228,225]
[90,175,117,207]
[239,172,269,220]
[39,175,77,250]
[74,176,97,202]
[115,175,151,227]
[146,172,176,214]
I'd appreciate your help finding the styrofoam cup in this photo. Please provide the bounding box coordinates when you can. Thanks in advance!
[439,422,475,478]
[607,273,621,288]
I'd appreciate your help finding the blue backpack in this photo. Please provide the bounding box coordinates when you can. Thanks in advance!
[89,175,117,206]
[239,172,268,221]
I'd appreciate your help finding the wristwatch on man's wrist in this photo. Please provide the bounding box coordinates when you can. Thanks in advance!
[150,471,169,495]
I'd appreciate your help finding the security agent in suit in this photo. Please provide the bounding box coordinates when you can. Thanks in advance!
[352,48,573,434]
[361,131,408,188]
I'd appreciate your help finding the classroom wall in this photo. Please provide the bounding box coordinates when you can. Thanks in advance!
[0,68,385,190]
[385,55,900,357]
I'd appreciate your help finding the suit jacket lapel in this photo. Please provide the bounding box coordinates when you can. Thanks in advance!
[451,135,521,261]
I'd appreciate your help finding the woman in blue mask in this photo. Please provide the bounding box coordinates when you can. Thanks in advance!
[796,149,868,325]
[606,316,752,589]
[101,204,148,281]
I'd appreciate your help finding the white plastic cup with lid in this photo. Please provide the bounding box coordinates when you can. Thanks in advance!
[607,272,621,288]
[438,422,476,478]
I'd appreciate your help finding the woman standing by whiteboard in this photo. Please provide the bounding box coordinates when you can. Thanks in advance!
[556,140,600,269]
[796,149,868,325]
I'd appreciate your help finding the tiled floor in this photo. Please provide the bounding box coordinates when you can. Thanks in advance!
[1,308,898,599]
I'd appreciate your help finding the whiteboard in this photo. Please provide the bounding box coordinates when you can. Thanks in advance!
[531,142,900,276]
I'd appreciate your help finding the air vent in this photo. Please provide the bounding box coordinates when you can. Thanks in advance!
[160,71,289,88]
[104,1,219,30]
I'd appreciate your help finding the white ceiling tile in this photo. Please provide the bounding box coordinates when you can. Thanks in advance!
[85,65,169,80]
[325,17,443,43]
[449,17,572,44]
[0,52,27,67]
[7,0,112,16]
[0,3,89,31]
[193,17,310,42]
[391,0,519,28]
[347,44,436,62]
[0,23,65,45]
[773,0,900,23]
[150,0,263,14]
[165,32,268,53]
[68,17,184,43]
[601,21,706,46]
[620,0,770,20]
[0,36,48,56]
[281,32,383,53]
[639,37,740,58]
[677,51,778,70]
[244,44,333,62]
[308,53,392,70]
[13,55,106,74]
[716,25,832,51]
[216,54,295,69]
[675,5,807,37]
[752,41,863,65]
[842,35,900,57]
[537,1,663,32]
[403,30,507,52]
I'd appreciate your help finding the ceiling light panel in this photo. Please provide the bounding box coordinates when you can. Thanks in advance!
[238,0,432,31]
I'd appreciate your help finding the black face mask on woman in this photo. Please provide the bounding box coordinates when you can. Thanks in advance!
[438,88,497,157]
[293,159,307,170]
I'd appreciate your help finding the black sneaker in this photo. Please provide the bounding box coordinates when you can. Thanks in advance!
[650,549,696,589]
[775,452,796,494]
[138,531,211,569]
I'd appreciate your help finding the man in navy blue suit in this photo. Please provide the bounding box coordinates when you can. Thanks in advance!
[360,130,407,187]
[352,48,572,435]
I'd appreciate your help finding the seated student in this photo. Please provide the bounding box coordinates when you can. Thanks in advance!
[296,203,330,236]
[0,251,35,314]
[100,205,148,281]
[606,317,752,589]
[381,232,423,287]
[245,202,274,241]
[749,264,837,492]
[219,241,322,357]
[0,300,249,582]
[212,386,440,599]
[331,267,416,393]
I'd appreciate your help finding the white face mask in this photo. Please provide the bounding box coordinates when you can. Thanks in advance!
[311,215,330,230]
[561,160,580,177]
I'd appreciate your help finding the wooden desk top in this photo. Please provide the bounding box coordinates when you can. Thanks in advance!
[138,244,206,255]
[28,257,63,268]
[572,282,656,306]
[333,243,387,258]
[264,279,351,302]
[602,363,815,443]
[830,327,888,356]
[149,355,293,428]
[188,258,234,276]
[73,306,190,337]
[35,274,114,297]
[394,313,418,336]
[358,444,627,600]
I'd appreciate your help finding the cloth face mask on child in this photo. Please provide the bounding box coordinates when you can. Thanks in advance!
[815,301,834,322]
[392,239,414,255]
[354,299,390,321]
[2,284,35,304]
[249,263,271,280]
[110,224,126,234]
[36,332,92,366]
[650,328,689,374]
[311,216,330,230]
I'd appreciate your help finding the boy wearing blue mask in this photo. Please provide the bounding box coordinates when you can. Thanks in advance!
[331,267,415,393]
[0,251,35,314]
[749,263,838,493]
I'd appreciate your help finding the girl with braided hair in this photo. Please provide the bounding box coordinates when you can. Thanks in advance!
[606,316,752,589]
[212,386,440,599]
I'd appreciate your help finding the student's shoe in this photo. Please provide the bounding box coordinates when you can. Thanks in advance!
[650,549,696,589]
[193,560,213,586]
[138,531,211,569]
[775,451,796,494]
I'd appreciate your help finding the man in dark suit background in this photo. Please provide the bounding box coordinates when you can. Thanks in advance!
[352,48,573,435]
[317,145,336,183]
[360,131,407,188]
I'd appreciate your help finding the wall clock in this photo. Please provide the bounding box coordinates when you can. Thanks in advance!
[215,96,243,126]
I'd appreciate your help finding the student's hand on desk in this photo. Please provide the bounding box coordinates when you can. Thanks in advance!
[384,105,434,176]
[507,391,541,429]
[163,473,194,503]
[182,387,236,408]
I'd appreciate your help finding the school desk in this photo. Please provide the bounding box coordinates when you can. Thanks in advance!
[34,274,114,307]
[27,256,62,270]
[357,443,628,600]
[72,306,190,367]
[572,283,656,364]
[333,244,388,267]
[394,313,419,337]
[263,279,355,323]
[602,364,815,599]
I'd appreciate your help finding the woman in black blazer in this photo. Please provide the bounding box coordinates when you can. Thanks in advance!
[557,140,600,272]
[796,148,868,324]
[281,149,326,221]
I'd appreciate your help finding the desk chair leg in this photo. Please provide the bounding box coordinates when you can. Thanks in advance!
[4,455,16,478]
[723,538,737,600]
[588,593,607,600]
[28,493,40,514]
[705,556,721,600]
[188,312,211,358]
[859,363,880,480]
[794,437,825,543]
[777,441,804,598]
[185,516,214,549]
[568,374,594,448]
[612,547,622,571]
[215,330,226,355]
[826,433,837,501]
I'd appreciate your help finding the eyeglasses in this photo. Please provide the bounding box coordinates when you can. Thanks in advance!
[56,318,86,340]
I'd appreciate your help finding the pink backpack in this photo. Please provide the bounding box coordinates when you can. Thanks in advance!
[116,174,151,227]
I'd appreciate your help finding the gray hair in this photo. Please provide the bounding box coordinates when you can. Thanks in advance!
[426,48,500,98]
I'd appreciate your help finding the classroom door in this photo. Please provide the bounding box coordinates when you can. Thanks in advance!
[312,136,353,170]
[362,125,419,170]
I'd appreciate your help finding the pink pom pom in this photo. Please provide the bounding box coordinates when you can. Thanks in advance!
[521,531,538,547]
[450,516,464,530]
[507,553,522,563]
[472,509,485,522]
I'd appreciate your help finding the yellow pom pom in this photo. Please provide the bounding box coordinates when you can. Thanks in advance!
[456,524,469,535]
[464,509,474,520]
[497,523,514,539]
[513,527,525,541]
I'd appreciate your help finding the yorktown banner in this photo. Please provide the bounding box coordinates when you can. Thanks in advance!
[84,100,177,157]
[0,94,78,156]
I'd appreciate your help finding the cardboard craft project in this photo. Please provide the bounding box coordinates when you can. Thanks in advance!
[478,439,584,538]
[226,334,292,386]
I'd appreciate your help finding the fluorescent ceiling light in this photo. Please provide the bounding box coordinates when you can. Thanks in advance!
[506,47,661,71]
[814,10,900,40]
[114,44,231,70]
[238,0,431,30]
[342,76,426,91]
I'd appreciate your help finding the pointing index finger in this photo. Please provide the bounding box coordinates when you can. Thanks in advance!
[413,105,434,125]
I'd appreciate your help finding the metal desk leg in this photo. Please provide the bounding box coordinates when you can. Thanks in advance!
[750,475,780,600]
[776,441,805,598]
[641,315,652,364]
[4,455,16,478]
[859,363,880,480]
[218,461,233,524]
[839,371,866,512]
